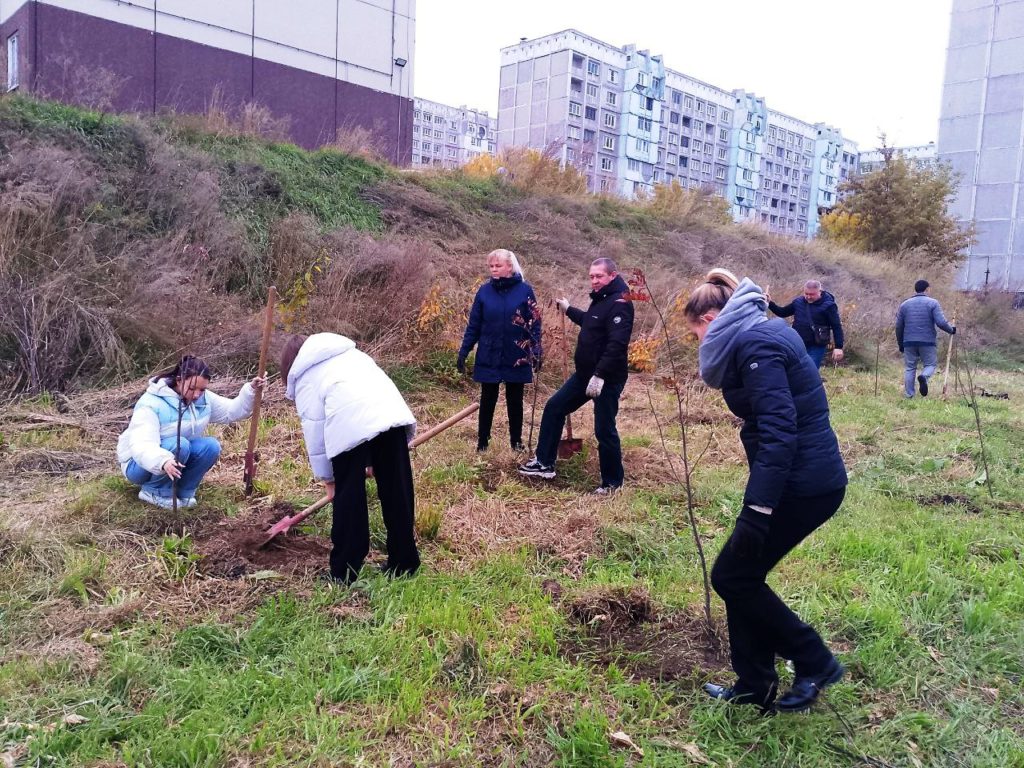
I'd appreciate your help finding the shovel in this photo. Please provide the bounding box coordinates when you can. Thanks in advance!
[257,402,480,546]
[557,311,583,459]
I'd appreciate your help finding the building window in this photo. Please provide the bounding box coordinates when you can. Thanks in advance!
[672,91,681,105]
[679,156,688,168]
[434,130,443,138]
[669,111,679,125]
[568,125,582,139]
[763,178,771,190]
[413,109,421,118]
[702,162,711,174]
[567,147,576,161]
[668,133,677,145]
[668,153,677,165]
[645,97,654,110]
[694,120,704,132]
[422,143,430,151]
[742,169,753,181]
[435,116,444,124]
[681,136,690,148]
[637,71,648,86]
[602,136,615,150]
[684,96,694,109]
[606,92,617,106]
[569,101,582,117]
[412,140,419,148]
[413,126,420,134]
[707,105,716,119]
[448,134,457,142]
[584,129,596,142]
[585,106,597,121]
[603,112,616,128]
[769,126,777,139]
[638,117,652,132]
[448,148,457,157]
[693,140,702,152]
[696,100,704,113]
[719,128,728,142]
[608,69,618,83]
[587,60,600,76]
[718,148,727,160]
[627,158,641,172]
[635,138,650,152]
[601,157,613,171]
[586,83,598,98]
[722,109,731,124]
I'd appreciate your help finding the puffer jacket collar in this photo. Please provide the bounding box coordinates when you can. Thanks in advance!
[286,333,356,400]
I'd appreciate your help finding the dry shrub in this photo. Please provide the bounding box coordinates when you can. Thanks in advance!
[38,55,128,115]
[192,84,291,142]
[330,122,388,163]
[645,180,732,228]
[466,143,587,196]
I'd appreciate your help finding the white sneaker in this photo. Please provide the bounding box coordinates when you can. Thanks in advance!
[138,489,176,510]
[178,496,197,509]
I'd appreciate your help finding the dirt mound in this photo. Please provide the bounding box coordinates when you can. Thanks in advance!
[920,493,982,515]
[561,586,729,683]
[195,503,330,578]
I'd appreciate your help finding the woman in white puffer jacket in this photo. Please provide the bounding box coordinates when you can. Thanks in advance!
[281,333,420,584]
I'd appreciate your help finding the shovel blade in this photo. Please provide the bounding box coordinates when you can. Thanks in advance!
[557,438,583,460]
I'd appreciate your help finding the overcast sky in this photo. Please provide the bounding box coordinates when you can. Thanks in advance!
[414,0,952,150]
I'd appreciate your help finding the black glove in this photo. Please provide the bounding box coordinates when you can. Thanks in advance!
[730,506,771,559]
[456,355,466,373]
[950,326,956,335]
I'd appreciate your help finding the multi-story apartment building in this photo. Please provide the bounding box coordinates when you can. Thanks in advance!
[411,98,496,169]
[0,0,415,162]
[937,0,1024,291]
[497,30,858,239]
[858,143,938,174]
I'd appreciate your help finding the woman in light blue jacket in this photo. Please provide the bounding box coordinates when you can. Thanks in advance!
[117,356,263,510]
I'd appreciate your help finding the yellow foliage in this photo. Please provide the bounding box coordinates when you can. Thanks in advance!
[464,145,587,196]
[278,249,331,332]
[818,210,869,250]
[646,180,732,226]
[628,335,662,374]
[414,283,464,350]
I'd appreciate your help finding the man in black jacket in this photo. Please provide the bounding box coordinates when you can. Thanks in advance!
[767,280,845,368]
[519,258,634,494]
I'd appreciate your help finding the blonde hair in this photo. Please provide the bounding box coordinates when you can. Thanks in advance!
[487,248,524,278]
[683,268,740,321]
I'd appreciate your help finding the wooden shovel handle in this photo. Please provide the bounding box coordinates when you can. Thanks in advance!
[244,286,277,494]
[410,402,480,448]
[560,311,575,441]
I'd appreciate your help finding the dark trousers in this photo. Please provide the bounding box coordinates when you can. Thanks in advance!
[535,373,625,487]
[329,426,420,582]
[710,487,845,691]
[478,382,525,447]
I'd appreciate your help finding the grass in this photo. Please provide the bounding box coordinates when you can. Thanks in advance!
[2,360,1022,767]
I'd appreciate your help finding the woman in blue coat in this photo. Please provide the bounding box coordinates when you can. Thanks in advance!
[684,269,848,714]
[457,249,541,452]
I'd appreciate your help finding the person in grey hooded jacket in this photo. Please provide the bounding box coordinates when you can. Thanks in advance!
[686,268,847,715]
[895,279,955,398]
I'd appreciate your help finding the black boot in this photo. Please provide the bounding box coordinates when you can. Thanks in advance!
[775,658,845,712]
[703,681,777,714]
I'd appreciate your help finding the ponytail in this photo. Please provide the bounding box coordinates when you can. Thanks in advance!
[683,268,740,321]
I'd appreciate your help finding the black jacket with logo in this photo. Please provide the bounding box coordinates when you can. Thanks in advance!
[565,275,635,384]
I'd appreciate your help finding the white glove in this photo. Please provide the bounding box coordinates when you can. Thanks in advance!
[586,375,604,398]
[555,297,570,313]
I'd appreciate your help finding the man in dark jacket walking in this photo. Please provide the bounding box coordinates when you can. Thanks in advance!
[519,258,634,494]
[896,279,955,398]
[767,280,844,368]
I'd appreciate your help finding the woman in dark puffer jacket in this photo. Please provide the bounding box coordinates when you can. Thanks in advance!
[457,249,542,452]
[684,268,848,714]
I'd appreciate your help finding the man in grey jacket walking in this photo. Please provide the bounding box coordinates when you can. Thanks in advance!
[895,280,956,398]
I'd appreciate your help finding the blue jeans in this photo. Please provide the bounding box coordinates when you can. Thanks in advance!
[124,436,222,499]
[535,373,626,487]
[903,345,938,397]
[806,345,826,368]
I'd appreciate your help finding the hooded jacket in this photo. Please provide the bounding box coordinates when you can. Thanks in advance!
[769,291,845,350]
[458,273,541,384]
[286,333,416,481]
[116,378,256,474]
[565,274,635,384]
[700,280,847,507]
